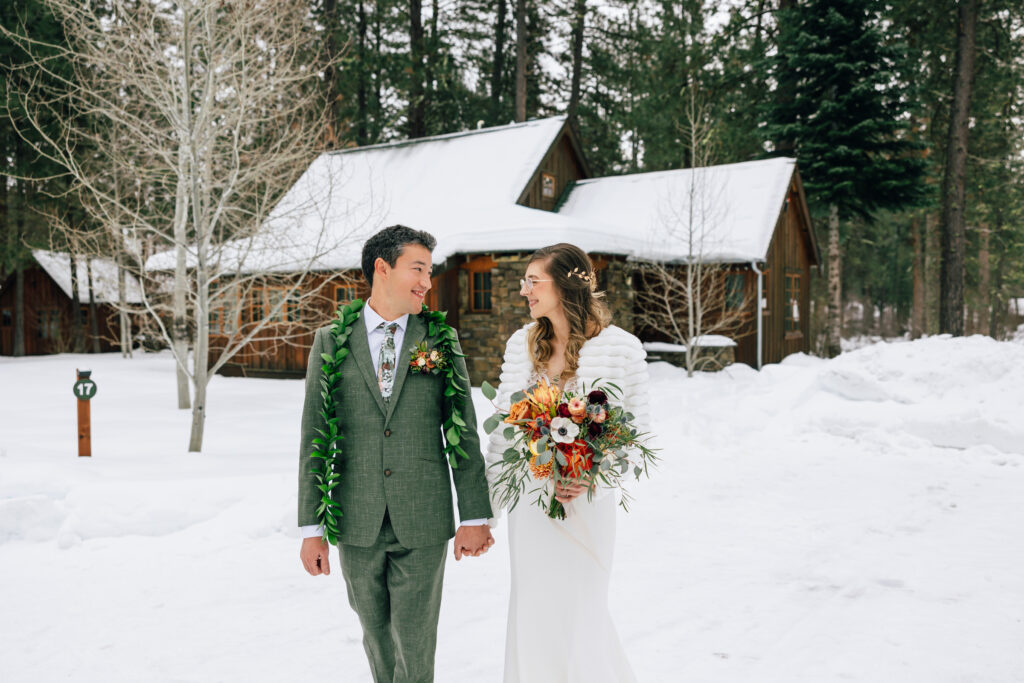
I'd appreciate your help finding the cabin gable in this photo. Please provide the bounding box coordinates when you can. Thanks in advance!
[515,121,590,212]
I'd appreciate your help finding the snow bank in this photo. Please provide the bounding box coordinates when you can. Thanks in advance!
[2,335,1023,682]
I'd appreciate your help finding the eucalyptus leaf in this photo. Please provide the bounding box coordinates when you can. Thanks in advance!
[481,381,497,400]
[483,414,502,434]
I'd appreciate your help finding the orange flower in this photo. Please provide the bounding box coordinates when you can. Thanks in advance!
[506,398,533,424]
[530,379,561,413]
[528,439,553,479]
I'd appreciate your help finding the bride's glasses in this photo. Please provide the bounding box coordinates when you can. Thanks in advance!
[520,278,553,293]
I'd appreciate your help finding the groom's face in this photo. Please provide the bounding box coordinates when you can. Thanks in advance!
[376,243,433,315]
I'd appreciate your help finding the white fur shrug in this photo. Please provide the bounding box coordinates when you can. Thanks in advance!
[484,323,651,516]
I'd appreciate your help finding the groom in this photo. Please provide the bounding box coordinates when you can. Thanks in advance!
[298,225,494,683]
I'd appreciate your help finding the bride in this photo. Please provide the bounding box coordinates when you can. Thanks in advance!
[486,243,650,683]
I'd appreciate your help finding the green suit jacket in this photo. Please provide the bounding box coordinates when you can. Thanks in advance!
[297,310,493,548]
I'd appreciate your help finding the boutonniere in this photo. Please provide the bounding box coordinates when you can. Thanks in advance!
[409,341,449,374]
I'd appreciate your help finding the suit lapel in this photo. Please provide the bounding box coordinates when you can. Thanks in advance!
[385,313,426,425]
[347,311,387,416]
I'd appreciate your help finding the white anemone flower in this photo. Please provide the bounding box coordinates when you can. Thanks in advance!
[549,416,579,444]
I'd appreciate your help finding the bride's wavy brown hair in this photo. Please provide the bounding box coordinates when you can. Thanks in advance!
[527,243,611,380]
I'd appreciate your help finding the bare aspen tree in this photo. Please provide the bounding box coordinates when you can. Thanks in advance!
[634,88,750,376]
[4,0,360,452]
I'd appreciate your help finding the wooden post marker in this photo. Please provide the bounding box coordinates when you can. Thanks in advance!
[74,369,97,457]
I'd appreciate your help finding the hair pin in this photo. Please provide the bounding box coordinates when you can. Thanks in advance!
[566,267,594,283]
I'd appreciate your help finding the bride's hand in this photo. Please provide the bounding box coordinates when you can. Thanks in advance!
[554,482,586,504]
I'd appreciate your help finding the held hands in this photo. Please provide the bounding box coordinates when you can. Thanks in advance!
[300,537,331,576]
[554,482,586,504]
[453,524,494,561]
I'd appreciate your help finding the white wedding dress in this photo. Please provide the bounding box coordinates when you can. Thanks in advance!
[486,324,649,683]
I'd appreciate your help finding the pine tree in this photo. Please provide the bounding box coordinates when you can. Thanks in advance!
[765,0,926,356]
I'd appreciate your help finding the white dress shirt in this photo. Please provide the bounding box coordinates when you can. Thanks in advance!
[300,300,484,540]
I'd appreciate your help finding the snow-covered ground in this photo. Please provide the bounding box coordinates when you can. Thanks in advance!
[2,335,1023,682]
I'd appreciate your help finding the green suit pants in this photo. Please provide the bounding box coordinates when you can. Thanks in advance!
[338,510,448,683]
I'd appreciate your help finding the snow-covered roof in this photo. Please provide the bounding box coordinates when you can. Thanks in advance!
[144,118,801,273]
[33,250,144,304]
[146,116,580,272]
[559,157,798,263]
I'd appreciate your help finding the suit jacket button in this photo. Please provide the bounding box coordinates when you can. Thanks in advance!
[384,469,392,477]
[384,429,391,437]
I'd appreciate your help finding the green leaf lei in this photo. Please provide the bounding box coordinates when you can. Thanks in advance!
[310,299,471,544]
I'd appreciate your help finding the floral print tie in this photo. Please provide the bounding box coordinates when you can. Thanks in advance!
[377,322,399,401]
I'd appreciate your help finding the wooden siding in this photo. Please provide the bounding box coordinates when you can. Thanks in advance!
[635,176,817,369]
[0,265,128,356]
[213,271,368,377]
[517,129,587,211]
[760,182,817,365]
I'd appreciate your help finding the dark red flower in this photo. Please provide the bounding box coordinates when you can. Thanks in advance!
[588,421,603,438]
[587,390,607,405]
[556,403,571,418]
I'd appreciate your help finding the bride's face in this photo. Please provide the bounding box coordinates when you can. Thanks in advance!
[521,259,562,321]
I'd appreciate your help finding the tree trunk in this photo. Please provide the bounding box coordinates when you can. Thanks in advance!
[826,203,841,357]
[491,0,507,123]
[13,264,25,356]
[910,213,924,339]
[373,5,383,142]
[978,222,990,336]
[925,212,938,334]
[989,236,1005,339]
[774,0,797,156]
[116,249,131,358]
[174,11,193,410]
[13,175,25,357]
[408,0,426,138]
[86,258,100,353]
[69,248,86,353]
[188,262,211,452]
[356,0,368,144]
[514,0,527,122]
[323,0,340,147]
[567,0,586,122]
[939,0,977,336]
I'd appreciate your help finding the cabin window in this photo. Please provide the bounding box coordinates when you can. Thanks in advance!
[264,287,300,323]
[334,283,358,305]
[725,272,745,311]
[785,273,801,332]
[242,288,264,325]
[37,309,60,340]
[541,172,556,199]
[470,272,492,312]
[209,307,227,335]
[1,309,11,326]
[241,286,299,325]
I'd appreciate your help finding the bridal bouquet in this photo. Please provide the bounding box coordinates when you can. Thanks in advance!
[481,378,657,519]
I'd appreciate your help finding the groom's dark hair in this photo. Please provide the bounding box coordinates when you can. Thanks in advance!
[361,225,437,286]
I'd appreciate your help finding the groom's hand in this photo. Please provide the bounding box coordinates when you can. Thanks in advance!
[453,524,494,561]
[300,537,331,576]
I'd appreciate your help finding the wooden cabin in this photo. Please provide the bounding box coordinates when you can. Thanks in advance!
[145,116,818,381]
[0,250,142,356]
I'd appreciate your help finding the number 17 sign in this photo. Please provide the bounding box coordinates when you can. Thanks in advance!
[74,369,96,457]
